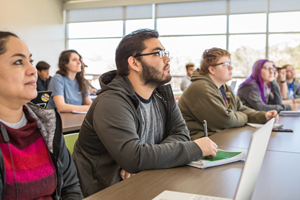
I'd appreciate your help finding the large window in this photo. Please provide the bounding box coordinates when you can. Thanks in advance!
[66,1,300,90]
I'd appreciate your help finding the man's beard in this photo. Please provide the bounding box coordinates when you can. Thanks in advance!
[139,60,172,88]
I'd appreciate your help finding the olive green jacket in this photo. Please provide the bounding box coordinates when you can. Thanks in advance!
[178,71,267,140]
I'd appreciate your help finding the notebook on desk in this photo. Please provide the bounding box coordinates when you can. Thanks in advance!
[31,91,52,109]
[153,118,275,200]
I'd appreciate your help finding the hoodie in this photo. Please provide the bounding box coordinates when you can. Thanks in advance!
[178,70,267,140]
[72,70,202,197]
[237,79,291,112]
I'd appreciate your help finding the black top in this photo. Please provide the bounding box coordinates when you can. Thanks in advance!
[36,76,52,91]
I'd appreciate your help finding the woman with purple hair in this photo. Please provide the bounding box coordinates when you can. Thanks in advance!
[237,59,299,112]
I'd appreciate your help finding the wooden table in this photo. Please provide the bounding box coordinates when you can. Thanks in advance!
[84,116,300,200]
[60,113,86,133]
[210,116,300,153]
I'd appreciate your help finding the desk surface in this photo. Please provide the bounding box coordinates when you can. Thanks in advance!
[61,113,86,133]
[84,116,300,200]
[210,116,300,153]
[85,149,300,200]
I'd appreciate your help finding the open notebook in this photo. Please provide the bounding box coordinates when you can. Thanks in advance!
[153,118,275,200]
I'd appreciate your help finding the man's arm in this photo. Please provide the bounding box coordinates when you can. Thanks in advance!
[234,93,267,123]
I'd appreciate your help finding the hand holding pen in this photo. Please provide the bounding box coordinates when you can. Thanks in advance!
[194,120,218,158]
[203,120,208,137]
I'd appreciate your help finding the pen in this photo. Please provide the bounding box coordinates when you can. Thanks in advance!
[203,120,208,137]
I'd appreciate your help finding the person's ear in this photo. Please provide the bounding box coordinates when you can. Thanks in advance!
[128,56,141,73]
[208,66,215,75]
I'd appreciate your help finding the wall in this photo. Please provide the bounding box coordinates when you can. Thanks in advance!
[0,0,65,75]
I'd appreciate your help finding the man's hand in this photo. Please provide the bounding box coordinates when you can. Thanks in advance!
[265,110,279,123]
[194,137,218,158]
[120,169,135,180]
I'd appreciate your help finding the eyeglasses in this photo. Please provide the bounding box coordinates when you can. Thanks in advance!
[262,66,276,72]
[134,50,170,59]
[213,62,233,68]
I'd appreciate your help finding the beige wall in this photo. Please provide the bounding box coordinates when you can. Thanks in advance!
[0,0,65,75]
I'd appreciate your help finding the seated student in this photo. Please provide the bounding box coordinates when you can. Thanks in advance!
[237,59,299,112]
[180,62,194,91]
[279,64,300,101]
[36,61,52,91]
[178,48,278,140]
[72,29,218,197]
[48,50,92,112]
[0,31,83,199]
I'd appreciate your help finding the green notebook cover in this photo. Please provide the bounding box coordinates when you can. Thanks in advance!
[202,149,242,161]
[188,149,245,168]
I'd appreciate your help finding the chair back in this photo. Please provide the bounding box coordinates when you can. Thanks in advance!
[64,133,79,155]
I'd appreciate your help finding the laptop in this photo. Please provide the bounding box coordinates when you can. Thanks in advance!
[31,91,52,109]
[153,118,275,200]
[230,80,237,91]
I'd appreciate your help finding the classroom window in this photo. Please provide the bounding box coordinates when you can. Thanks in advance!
[229,13,266,33]
[125,19,154,35]
[159,35,226,75]
[269,11,300,32]
[68,38,121,75]
[157,15,227,36]
[268,34,300,76]
[229,34,266,76]
[68,21,123,38]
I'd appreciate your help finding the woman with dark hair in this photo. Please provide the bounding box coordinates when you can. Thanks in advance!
[48,50,92,112]
[178,48,278,140]
[0,31,83,199]
[237,59,299,112]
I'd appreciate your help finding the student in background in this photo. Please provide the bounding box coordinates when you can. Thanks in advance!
[180,62,194,91]
[0,31,82,199]
[279,64,300,101]
[72,29,217,197]
[48,50,92,112]
[178,48,278,140]
[238,59,300,112]
[36,61,52,91]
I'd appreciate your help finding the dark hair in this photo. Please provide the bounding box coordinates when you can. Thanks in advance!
[115,29,159,76]
[56,49,87,97]
[36,61,50,71]
[186,63,195,70]
[0,31,19,55]
[199,48,231,75]
[281,64,292,69]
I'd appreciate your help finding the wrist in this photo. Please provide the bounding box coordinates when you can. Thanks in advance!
[280,80,286,83]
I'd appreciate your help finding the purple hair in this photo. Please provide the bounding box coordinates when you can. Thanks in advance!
[239,59,269,103]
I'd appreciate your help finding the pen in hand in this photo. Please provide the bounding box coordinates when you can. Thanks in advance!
[203,120,208,137]
[203,120,214,158]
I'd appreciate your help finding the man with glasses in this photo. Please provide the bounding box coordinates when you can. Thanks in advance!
[72,29,218,197]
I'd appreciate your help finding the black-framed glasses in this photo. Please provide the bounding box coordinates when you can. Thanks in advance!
[134,50,170,59]
[213,62,233,68]
[262,66,276,72]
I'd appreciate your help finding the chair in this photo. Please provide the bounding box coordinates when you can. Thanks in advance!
[64,133,79,155]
